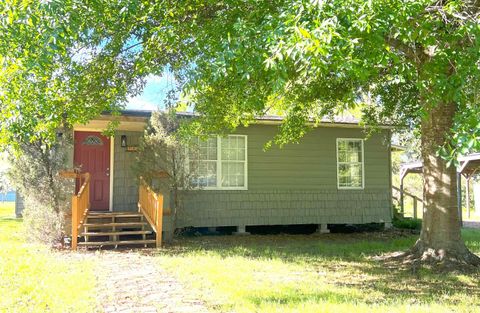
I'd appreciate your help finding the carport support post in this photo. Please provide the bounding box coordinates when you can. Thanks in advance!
[400,176,405,216]
[457,172,463,227]
[466,176,471,219]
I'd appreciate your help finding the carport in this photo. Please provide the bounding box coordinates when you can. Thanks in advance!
[399,153,480,223]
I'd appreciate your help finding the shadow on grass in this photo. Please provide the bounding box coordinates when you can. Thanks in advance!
[146,230,480,307]
[248,289,360,306]
[158,230,420,262]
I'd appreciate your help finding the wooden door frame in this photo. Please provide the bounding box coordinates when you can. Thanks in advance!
[73,129,114,212]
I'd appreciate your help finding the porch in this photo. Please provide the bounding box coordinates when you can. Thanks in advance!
[65,171,168,250]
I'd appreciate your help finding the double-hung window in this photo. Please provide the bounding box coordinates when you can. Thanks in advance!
[336,138,364,189]
[189,137,218,188]
[189,135,248,190]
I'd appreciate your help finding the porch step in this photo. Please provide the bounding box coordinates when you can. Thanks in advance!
[78,239,156,247]
[87,212,143,218]
[82,222,148,228]
[80,230,152,236]
[77,210,158,250]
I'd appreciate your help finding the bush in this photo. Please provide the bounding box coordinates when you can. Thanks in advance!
[391,204,422,230]
[134,110,196,238]
[8,135,73,246]
[22,202,65,247]
[392,216,422,230]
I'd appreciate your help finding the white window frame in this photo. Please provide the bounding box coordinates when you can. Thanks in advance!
[188,135,248,190]
[336,138,365,190]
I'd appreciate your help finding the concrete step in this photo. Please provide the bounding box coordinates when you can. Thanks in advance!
[78,239,156,247]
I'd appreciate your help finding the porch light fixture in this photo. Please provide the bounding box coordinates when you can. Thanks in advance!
[121,135,127,148]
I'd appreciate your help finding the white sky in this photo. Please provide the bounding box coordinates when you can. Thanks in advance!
[126,73,176,110]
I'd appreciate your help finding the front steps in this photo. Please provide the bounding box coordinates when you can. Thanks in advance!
[78,211,156,249]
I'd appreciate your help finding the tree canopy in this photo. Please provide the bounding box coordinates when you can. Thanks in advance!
[0,1,142,149]
[2,1,479,151]
[2,0,480,267]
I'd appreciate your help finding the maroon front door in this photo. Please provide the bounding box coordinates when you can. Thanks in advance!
[74,131,111,211]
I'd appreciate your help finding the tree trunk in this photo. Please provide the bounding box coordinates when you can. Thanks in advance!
[412,101,480,266]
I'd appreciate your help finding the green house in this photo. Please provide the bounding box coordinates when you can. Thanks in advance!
[68,110,393,249]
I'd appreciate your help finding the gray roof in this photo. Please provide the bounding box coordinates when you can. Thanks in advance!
[401,154,480,178]
[113,110,367,126]
[255,114,360,124]
[175,111,362,125]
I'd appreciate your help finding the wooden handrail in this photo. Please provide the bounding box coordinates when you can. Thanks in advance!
[138,177,164,247]
[392,186,422,202]
[71,173,91,250]
[392,185,422,219]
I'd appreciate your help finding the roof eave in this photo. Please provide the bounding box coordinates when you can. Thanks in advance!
[254,119,394,129]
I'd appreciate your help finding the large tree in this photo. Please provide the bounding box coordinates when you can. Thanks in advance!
[157,0,480,267]
[2,0,480,267]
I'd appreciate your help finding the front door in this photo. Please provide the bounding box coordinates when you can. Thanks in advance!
[74,131,111,211]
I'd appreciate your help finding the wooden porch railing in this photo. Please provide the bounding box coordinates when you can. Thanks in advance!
[71,173,91,250]
[392,185,423,219]
[138,177,164,247]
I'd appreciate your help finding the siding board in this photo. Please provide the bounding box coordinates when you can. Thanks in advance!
[111,125,392,228]
[178,125,392,227]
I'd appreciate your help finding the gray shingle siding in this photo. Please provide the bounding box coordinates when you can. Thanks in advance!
[178,189,391,227]
[111,125,392,227]
[177,125,392,227]
[113,131,141,212]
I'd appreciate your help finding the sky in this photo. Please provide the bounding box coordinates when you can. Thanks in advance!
[72,41,177,111]
[126,73,176,110]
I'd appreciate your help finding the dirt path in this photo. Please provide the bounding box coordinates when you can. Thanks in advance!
[91,250,210,313]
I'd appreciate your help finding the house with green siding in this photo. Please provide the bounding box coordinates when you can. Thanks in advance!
[66,110,392,248]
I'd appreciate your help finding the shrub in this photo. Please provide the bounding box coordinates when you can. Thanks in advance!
[7,134,73,246]
[391,204,422,230]
[22,202,65,247]
[134,110,196,239]
[392,216,422,230]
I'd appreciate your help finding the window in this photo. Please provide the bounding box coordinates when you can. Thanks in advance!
[189,135,248,190]
[83,135,103,146]
[189,137,218,188]
[336,138,364,189]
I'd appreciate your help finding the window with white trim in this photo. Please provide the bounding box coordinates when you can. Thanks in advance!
[189,137,218,188]
[337,138,364,189]
[189,135,247,189]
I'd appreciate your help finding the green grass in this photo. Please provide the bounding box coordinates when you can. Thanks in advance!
[0,202,97,313]
[154,231,480,313]
[3,200,479,312]
[462,207,480,221]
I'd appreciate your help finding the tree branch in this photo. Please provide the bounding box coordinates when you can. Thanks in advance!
[384,37,426,65]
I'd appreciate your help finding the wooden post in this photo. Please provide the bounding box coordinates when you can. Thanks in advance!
[457,172,463,227]
[71,195,78,250]
[138,184,142,213]
[156,195,164,248]
[400,177,405,216]
[466,177,471,220]
[413,197,418,219]
[86,173,90,210]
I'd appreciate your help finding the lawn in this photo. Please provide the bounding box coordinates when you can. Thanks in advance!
[155,230,480,313]
[0,202,97,313]
[2,200,480,313]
